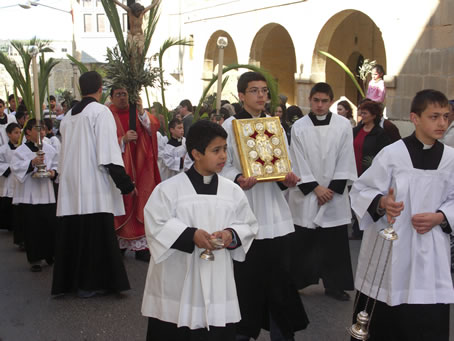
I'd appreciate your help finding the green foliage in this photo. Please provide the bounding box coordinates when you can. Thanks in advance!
[318,50,365,98]
[66,54,89,73]
[101,0,163,104]
[104,44,160,103]
[157,38,192,137]
[193,63,280,121]
[0,37,59,119]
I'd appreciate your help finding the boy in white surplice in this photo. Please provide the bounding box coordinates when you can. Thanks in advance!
[141,120,258,341]
[350,89,454,340]
[289,82,357,302]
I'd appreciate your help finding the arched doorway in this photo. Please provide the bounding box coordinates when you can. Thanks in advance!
[203,31,239,103]
[312,10,386,106]
[250,23,297,105]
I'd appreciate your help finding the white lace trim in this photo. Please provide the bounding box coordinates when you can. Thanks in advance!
[118,236,148,251]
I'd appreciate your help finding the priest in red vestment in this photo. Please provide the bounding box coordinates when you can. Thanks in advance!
[109,86,161,261]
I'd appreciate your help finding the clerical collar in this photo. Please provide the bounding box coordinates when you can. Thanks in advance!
[167,137,183,147]
[46,133,54,139]
[71,97,97,116]
[234,108,266,120]
[308,112,332,126]
[8,141,17,150]
[402,132,443,170]
[25,140,39,152]
[185,165,218,195]
[0,115,7,125]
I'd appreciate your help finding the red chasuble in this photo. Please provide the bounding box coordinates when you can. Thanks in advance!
[110,104,161,240]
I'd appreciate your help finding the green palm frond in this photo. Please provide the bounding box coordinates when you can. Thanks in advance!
[193,63,280,121]
[66,54,89,74]
[0,38,58,119]
[143,2,161,63]
[318,50,365,98]
[158,37,192,126]
[38,57,60,108]
[101,0,126,59]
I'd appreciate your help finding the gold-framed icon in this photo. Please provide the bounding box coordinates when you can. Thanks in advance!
[232,117,291,182]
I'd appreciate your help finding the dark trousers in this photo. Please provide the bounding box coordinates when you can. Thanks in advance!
[146,317,236,341]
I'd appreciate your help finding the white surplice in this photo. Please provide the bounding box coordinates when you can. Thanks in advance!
[43,135,61,155]
[350,141,454,306]
[11,142,57,205]
[156,131,168,179]
[160,137,193,181]
[0,143,16,198]
[0,114,17,146]
[141,172,258,329]
[57,102,125,217]
[221,116,294,239]
[288,114,357,228]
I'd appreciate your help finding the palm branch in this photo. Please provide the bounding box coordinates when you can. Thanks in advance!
[318,50,365,98]
[193,63,280,121]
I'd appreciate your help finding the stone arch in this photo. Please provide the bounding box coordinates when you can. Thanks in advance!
[312,10,386,105]
[250,23,297,105]
[203,31,239,102]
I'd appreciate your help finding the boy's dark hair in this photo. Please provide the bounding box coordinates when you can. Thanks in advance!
[232,102,242,114]
[0,99,4,105]
[15,111,26,121]
[24,118,43,135]
[237,72,266,94]
[8,94,15,102]
[110,84,126,97]
[168,118,183,130]
[359,101,383,125]
[49,95,56,102]
[373,64,385,76]
[186,120,227,161]
[179,99,193,112]
[43,118,53,131]
[309,82,334,100]
[79,71,102,96]
[287,105,303,123]
[6,122,20,134]
[16,103,27,114]
[411,89,449,116]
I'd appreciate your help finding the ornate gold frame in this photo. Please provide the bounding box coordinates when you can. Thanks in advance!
[232,117,291,182]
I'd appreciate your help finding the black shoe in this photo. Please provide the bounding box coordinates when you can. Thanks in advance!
[135,249,150,262]
[325,288,350,301]
[45,257,54,266]
[30,264,42,272]
[120,248,126,256]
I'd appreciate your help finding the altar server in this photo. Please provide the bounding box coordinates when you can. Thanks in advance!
[142,120,258,341]
[160,118,192,181]
[11,119,58,272]
[289,82,357,301]
[350,89,454,341]
[51,71,134,298]
[0,123,20,231]
[221,71,308,341]
[0,99,17,147]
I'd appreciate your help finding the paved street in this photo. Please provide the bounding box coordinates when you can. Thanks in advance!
[0,229,453,341]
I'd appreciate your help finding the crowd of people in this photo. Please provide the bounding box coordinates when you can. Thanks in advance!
[0,65,453,341]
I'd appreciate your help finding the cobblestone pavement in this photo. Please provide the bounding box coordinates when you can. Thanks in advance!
[0,230,452,341]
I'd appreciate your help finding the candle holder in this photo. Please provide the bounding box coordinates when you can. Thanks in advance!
[31,123,51,179]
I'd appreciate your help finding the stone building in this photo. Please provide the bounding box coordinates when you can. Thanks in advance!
[1,0,453,134]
